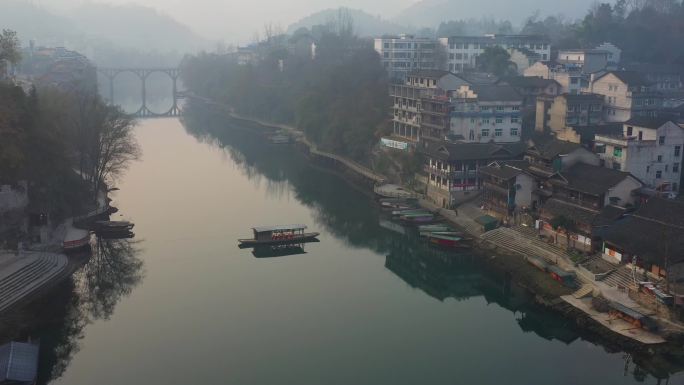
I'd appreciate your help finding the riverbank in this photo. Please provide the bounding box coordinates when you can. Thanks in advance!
[210,105,684,370]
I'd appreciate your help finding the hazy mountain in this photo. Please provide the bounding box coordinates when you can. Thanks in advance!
[1,1,209,61]
[287,8,412,37]
[392,0,596,29]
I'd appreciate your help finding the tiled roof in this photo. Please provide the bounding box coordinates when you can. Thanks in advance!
[555,163,635,196]
[419,138,527,162]
[526,139,584,160]
[602,198,684,265]
[407,69,454,79]
[595,71,654,86]
[624,116,674,129]
[499,76,560,89]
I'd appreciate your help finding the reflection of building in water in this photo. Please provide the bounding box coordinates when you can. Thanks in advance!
[384,241,579,344]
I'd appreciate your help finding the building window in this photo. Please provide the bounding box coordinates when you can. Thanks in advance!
[659,136,665,145]
[626,126,633,136]
[646,165,650,173]
[495,128,503,137]
[613,147,622,157]
[495,117,503,124]
[496,106,504,111]
[512,106,520,111]
[658,155,663,162]
[656,170,662,178]
[675,146,681,157]
[481,129,490,137]
[511,116,519,123]
[482,118,490,124]
[674,163,680,173]
[612,162,621,171]
[510,128,519,136]
[470,118,477,124]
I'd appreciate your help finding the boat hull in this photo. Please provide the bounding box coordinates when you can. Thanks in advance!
[238,232,320,247]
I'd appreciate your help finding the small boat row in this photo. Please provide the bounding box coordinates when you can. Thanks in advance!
[418,224,473,249]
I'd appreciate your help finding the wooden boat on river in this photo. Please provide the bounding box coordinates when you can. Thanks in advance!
[238,224,320,247]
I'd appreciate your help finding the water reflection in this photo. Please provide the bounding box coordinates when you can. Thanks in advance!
[182,101,684,383]
[0,238,144,385]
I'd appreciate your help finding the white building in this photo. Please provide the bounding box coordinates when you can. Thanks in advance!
[556,49,609,74]
[594,117,684,193]
[449,84,523,143]
[374,35,438,82]
[589,71,663,122]
[595,42,622,67]
[438,35,551,73]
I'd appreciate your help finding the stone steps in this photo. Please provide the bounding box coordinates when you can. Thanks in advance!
[0,253,68,312]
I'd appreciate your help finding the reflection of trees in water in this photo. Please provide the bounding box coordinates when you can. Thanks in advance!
[0,238,145,385]
[74,238,145,321]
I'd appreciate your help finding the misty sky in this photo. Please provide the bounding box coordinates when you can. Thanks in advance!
[40,0,594,42]
[44,0,419,39]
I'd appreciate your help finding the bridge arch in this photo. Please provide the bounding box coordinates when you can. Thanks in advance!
[97,67,183,118]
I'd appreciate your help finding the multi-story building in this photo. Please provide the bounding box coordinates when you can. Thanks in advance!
[389,70,469,142]
[419,137,526,208]
[589,71,664,122]
[594,116,684,194]
[449,84,523,143]
[439,35,551,73]
[374,35,439,82]
[535,93,604,141]
[524,61,585,94]
[479,160,537,220]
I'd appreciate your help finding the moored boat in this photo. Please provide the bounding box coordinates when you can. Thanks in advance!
[399,213,435,223]
[238,224,320,247]
[426,233,472,248]
[94,220,134,232]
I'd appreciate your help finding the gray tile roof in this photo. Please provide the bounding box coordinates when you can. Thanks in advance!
[555,163,635,196]
[471,85,522,102]
[420,138,527,162]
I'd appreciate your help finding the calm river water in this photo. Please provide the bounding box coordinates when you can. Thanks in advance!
[18,106,684,384]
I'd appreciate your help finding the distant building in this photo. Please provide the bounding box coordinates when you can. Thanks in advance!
[0,341,39,384]
[524,61,586,94]
[389,70,469,142]
[589,71,664,122]
[556,49,609,74]
[419,137,526,208]
[623,63,683,93]
[20,46,96,93]
[439,35,551,73]
[593,116,684,194]
[595,42,622,67]
[535,93,605,142]
[374,35,438,82]
[449,84,523,143]
[507,47,542,75]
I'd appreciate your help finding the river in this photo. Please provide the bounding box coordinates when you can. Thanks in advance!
[13,105,684,384]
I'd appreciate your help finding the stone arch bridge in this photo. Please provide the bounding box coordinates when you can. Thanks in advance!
[97,67,185,118]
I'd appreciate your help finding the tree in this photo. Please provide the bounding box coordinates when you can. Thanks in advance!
[475,46,517,77]
[0,29,21,75]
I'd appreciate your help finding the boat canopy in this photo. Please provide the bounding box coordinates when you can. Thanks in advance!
[252,224,307,233]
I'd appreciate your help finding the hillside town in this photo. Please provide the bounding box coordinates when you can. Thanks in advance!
[3,1,684,382]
